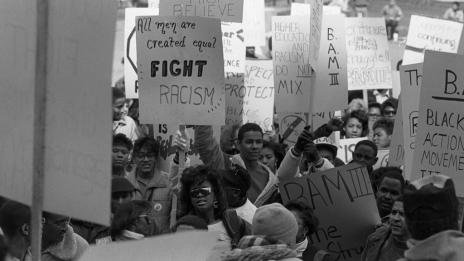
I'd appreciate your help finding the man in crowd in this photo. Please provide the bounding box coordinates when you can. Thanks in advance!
[375,168,404,219]
[112,134,133,177]
[112,88,139,144]
[352,140,378,175]
[382,0,403,40]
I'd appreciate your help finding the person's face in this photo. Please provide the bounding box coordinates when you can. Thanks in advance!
[389,201,408,238]
[134,146,156,173]
[132,210,155,237]
[318,147,335,164]
[237,131,263,161]
[42,214,70,250]
[224,186,243,208]
[113,97,126,121]
[291,210,308,244]
[112,144,130,169]
[453,3,459,10]
[383,106,396,118]
[190,180,216,214]
[368,107,381,118]
[373,128,391,149]
[389,0,396,6]
[376,177,402,217]
[344,118,363,138]
[260,147,277,172]
[353,144,377,167]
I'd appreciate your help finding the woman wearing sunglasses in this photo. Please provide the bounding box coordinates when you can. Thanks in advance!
[179,165,251,249]
[109,200,155,242]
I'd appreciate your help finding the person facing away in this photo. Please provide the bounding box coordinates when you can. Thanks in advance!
[351,140,378,176]
[109,200,155,242]
[399,174,464,261]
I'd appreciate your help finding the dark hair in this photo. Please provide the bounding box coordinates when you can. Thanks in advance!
[110,200,153,239]
[113,134,133,150]
[237,123,263,142]
[0,234,8,261]
[112,87,125,102]
[368,102,381,111]
[220,165,251,195]
[355,140,378,158]
[373,118,395,135]
[179,165,228,221]
[454,1,460,7]
[375,167,405,191]
[262,141,286,169]
[133,137,160,157]
[381,98,398,114]
[285,200,319,236]
[0,201,30,238]
[343,110,369,137]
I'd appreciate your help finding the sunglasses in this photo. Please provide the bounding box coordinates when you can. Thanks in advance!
[190,187,212,198]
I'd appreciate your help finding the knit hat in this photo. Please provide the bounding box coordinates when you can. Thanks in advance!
[404,174,459,240]
[252,203,298,249]
[175,215,208,230]
[221,165,251,194]
[111,177,135,193]
[313,136,338,156]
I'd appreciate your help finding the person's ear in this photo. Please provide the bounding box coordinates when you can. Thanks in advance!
[20,224,30,237]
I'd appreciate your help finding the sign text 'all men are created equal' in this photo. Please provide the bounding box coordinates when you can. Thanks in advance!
[136,16,225,125]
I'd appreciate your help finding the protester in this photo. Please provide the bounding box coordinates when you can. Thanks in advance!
[260,140,286,173]
[223,203,300,261]
[347,98,368,113]
[443,1,464,22]
[112,88,140,144]
[126,137,175,234]
[112,134,133,177]
[372,118,394,149]
[375,168,404,219]
[400,175,464,261]
[172,215,208,232]
[361,199,409,261]
[381,98,398,118]
[112,177,136,205]
[0,201,32,260]
[313,136,343,166]
[351,140,378,175]
[179,165,251,249]
[342,110,369,138]
[368,102,382,119]
[382,0,403,40]
[109,200,155,241]
[220,166,257,224]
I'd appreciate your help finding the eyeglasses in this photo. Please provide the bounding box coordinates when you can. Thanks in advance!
[189,187,212,198]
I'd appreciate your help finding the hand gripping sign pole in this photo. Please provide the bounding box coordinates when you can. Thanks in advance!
[31,0,49,260]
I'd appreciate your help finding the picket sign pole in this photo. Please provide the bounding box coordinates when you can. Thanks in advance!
[178,125,186,170]
[31,0,49,260]
[363,89,368,108]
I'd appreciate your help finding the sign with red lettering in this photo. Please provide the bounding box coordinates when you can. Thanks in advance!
[136,16,225,125]
[412,51,464,195]
[160,0,244,23]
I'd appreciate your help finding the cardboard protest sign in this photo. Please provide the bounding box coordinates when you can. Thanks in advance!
[81,231,219,261]
[272,16,312,113]
[388,97,405,168]
[242,0,265,47]
[279,113,310,146]
[373,150,389,170]
[291,3,311,16]
[159,0,244,23]
[400,63,423,179]
[280,164,380,261]
[312,15,347,113]
[412,51,464,195]
[336,137,368,164]
[124,8,159,99]
[403,15,463,65]
[345,18,392,90]
[311,111,337,131]
[136,16,225,125]
[309,0,323,64]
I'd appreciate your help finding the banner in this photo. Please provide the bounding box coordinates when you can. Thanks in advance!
[136,16,225,125]
[312,15,347,113]
[412,51,464,195]
[272,16,312,113]
[336,137,368,164]
[279,113,310,146]
[124,8,159,99]
[403,15,463,65]
[345,18,392,90]
[400,63,423,179]
[242,0,265,46]
[280,164,380,261]
[159,0,244,23]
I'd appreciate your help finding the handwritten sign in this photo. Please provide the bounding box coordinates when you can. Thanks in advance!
[403,15,463,65]
[312,15,347,113]
[336,137,368,164]
[136,16,225,125]
[412,51,464,195]
[373,150,389,170]
[242,0,265,46]
[159,0,244,23]
[272,16,312,113]
[388,97,405,169]
[309,0,323,65]
[279,113,310,146]
[345,18,392,90]
[311,111,336,131]
[124,8,159,99]
[280,164,380,261]
[400,63,423,178]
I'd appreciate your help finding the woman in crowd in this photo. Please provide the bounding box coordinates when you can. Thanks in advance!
[110,200,155,241]
[259,140,286,173]
[342,110,369,138]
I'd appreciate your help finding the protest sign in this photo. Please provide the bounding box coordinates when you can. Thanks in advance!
[400,63,423,179]
[373,150,389,170]
[81,231,219,261]
[279,113,310,146]
[0,0,116,225]
[159,0,244,23]
[312,15,347,113]
[411,51,464,195]
[336,137,368,164]
[136,16,225,126]
[272,16,312,113]
[280,164,380,261]
[311,111,336,131]
[309,0,323,64]
[391,70,401,99]
[124,8,159,99]
[403,15,463,65]
[345,18,392,90]
[242,0,265,47]
[291,3,311,16]
[388,97,405,168]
